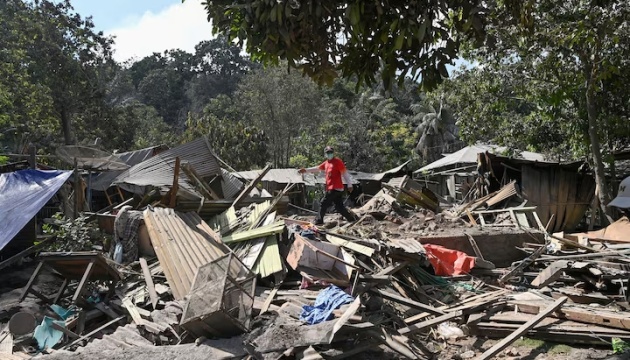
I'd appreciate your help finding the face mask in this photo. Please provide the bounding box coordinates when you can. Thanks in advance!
[325,153,334,160]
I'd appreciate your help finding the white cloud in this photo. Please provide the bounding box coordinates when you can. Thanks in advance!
[107,1,213,63]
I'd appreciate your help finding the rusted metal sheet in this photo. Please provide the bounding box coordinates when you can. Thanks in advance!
[143,207,230,300]
[521,166,595,233]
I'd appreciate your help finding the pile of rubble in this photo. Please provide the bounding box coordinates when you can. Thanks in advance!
[1,169,629,360]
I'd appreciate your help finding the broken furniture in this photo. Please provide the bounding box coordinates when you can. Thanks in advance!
[286,233,356,286]
[180,253,256,338]
[19,252,121,305]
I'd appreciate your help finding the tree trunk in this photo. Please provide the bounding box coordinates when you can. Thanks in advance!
[585,64,611,222]
[61,106,74,145]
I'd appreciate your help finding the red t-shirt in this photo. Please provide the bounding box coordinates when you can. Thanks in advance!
[318,158,347,191]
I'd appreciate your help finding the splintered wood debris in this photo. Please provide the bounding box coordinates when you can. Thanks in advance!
[3,159,629,360]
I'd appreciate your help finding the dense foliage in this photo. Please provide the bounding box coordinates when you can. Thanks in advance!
[2,0,629,197]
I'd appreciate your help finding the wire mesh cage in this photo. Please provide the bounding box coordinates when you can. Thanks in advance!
[180,253,256,338]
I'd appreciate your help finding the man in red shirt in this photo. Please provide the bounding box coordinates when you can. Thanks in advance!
[299,146,357,225]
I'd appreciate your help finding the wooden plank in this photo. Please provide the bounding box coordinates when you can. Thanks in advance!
[510,300,630,331]
[0,237,54,271]
[326,235,375,257]
[94,303,121,321]
[139,258,159,309]
[399,311,462,335]
[19,261,44,302]
[375,289,445,315]
[53,279,69,304]
[261,286,280,314]
[465,209,478,226]
[375,262,409,276]
[530,260,569,288]
[499,244,547,284]
[72,259,96,303]
[181,162,219,200]
[122,298,145,326]
[169,157,181,207]
[232,163,271,208]
[61,316,125,350]
[50,322,79,339]
[476,296,567,360]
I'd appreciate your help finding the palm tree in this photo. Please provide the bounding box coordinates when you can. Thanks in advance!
[411,98,460,164]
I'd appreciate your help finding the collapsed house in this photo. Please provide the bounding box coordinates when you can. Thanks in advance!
[414,144,545,201]
[1,140,629,360]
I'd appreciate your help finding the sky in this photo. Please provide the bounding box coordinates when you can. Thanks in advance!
[68,0,214,63]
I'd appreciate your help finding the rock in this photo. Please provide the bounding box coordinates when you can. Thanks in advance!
[505,347,520,356]
[460,350,476,359]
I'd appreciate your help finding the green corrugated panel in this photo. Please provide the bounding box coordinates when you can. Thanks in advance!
[221,221,285,244]
[252,236,284,278]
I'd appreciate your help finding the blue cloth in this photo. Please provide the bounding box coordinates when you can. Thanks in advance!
[0,169,72,251]
[50,304,75,320]
[300,285,354,325]
[33,316,66,350]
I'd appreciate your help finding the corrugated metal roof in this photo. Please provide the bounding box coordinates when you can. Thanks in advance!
[143,207,230,300]
[251,236,284,278]
[388,238,426,255]
[220,168,244,199]
[91,145,166,191]
[234,169,306,184]
[416,144,546,173]
[114,138,221,198]
[233,162,410,186]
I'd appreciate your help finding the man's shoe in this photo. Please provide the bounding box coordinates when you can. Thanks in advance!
[314,219,324,226]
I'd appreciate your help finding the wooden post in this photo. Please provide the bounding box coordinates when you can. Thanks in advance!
[73,158,79,220]
[169,157,180,208]
[72,259,96,304]
[476,297,567,360]
[28,143,36,169]
[139,258,159,310]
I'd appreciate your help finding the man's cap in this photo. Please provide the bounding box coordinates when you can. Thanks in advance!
[324,146,334,153]
[609,176,630,209]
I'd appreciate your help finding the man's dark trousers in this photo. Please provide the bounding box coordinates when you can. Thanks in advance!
[317,190,355,224]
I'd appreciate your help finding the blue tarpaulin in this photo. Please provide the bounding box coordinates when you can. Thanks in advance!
[300,285,354,325]
[0,169,72,251]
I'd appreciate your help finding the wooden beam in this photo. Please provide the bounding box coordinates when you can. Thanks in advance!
[232,163,272,208]
[50,322,79,339]
[53,279,69,304]
[399,310,463,335]
[180,162,219,200]
[261,286,280,314]
[73,158,79,219]
[476,296,567,360]
[72,259,96,304]
[510,300,630,331]
[0,237,54,271]
[375,289,445,315]
[61,316,125,350]
[139,258,159,309]
[499,243,547,284]
[530,260,570,288]
[19,262,44,303]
